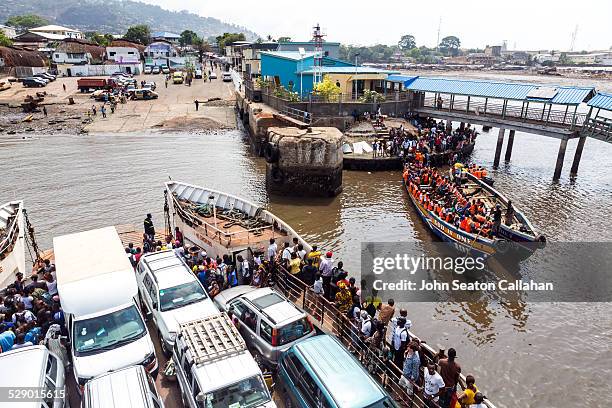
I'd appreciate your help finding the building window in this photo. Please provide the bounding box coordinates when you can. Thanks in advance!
[110,52,116,56]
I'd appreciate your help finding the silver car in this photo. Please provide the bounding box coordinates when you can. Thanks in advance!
[214,286,315,366]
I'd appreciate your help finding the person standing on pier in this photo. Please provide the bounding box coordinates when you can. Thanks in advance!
[194,100,200,111]
[267,238,278,262]
[319,252,334,299]
[392,317,409,367]
[144,213,155,241]
[424,363,446,407]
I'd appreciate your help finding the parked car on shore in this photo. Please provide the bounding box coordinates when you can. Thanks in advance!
[35,72,56,81]
[131,89,158,100]
[144,66,152,75]
[22,77,46,87]
[194,69,202,79]
[209,72,217,79]
[152,66,161,74]
[222,72,232,82]
[213,286,315,366]
[161,66,170,74]
[143,81,156,91]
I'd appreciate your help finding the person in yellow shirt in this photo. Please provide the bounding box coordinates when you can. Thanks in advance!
[288,252,301,275]
[456,374,478,408]
[306,245,321,269]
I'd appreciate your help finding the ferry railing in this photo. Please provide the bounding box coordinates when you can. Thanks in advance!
[422,96,587,128]
[274,267,499,408]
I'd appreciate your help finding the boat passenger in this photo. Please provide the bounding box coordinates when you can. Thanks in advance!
[457,375,479,407]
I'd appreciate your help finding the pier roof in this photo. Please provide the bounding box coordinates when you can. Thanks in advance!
[587,92,612,111]
[386,74,418,84]
[260,50,316,61]
[403,76,595,105]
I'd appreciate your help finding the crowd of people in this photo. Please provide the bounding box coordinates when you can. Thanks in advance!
[403,164,506,238]
[0,259,66,359]
[134,214,486,408]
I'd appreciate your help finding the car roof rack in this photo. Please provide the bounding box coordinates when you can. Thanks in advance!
[178,314,246,365]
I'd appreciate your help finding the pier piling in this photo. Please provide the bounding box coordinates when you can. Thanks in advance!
[504,130,515,161]
[493,128,505,168]
[553,138,568,181]
[570,136,587,177]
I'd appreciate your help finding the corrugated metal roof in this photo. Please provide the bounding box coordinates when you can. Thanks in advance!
[404,76,595,105]
[298,66,398,74]
[587,92,612,111]
[260,50,316,61]
[387,74,418,83]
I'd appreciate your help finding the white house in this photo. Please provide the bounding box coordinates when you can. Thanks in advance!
[106,46,140,63]
[51,39,105,64]
[0,24,17,39]
[30,25,83,39]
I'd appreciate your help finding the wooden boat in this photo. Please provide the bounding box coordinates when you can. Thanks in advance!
[0,201,26,287]
[404,170,545,260]
[165,181,311,260]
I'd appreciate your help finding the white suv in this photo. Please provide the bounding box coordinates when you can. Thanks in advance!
[136,250,219,356]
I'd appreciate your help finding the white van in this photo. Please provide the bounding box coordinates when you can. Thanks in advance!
[0,345,66,408]
[83,365,164,408]
[55,226,157,392]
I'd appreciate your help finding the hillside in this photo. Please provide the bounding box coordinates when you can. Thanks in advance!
[1,0,258,41]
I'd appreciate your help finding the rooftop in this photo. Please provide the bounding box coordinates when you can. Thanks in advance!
[152,31,180,38]
[587,92,612,111]
[16,31,66,41]
[31,24,81,32]
[403,76,595,105]
[260,50,316,61]
[278,41,341,46]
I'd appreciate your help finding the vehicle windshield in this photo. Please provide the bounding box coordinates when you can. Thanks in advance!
[159,281,207,312]
[278,317,312,346]
[73,305,146,356]
[205,375,271,408]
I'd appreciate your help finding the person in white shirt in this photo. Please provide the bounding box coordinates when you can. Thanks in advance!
[470,392,486,408]
[313,273,323,295]
[360,311,373,337]
[392,317,409,367]
[281,242,293,265]
[267,238,278,261]
[424,363,445,407]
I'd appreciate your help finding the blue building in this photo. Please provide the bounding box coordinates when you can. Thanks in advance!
[260,51,354,94]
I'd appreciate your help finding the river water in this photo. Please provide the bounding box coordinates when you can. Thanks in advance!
[2,112,612,407]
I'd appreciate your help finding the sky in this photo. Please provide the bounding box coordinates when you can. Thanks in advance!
[139,0,612,51]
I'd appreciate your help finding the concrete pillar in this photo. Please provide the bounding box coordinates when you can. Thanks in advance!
[504,130,515,161]
[569,136,587,177]
[493,128,505,168]
[553,138,568,181]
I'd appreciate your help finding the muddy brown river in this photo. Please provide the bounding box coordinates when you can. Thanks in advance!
[1,122,611,407]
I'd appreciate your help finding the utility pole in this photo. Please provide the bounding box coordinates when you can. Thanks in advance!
[436,17,442,51]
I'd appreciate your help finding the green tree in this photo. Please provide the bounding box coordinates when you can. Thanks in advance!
[5,14,49,32]
[277,36,291,43]
[0,32,13,47]
[85,32,114,46]
[559,53,570,65]
[124,25,151,45]
[398,34,416,50]
[179,30,199,46]
[193,37,211,63]
[439,36,461,56]
[313,75,342,102]
[215,32,246,51]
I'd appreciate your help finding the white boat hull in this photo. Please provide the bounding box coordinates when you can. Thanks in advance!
[165,182,311,260]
